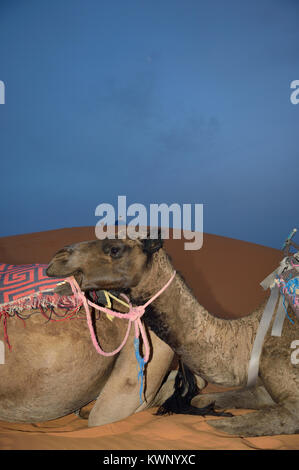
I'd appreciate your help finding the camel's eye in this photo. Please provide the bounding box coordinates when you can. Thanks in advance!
[110,246,121,258]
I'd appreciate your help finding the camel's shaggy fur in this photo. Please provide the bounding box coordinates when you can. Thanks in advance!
[46,236,299,436]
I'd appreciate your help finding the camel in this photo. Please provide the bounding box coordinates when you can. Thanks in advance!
[46,235,299,437]
[0,276,178,426]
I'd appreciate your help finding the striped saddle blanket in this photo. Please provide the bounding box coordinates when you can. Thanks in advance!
[0,263,65,305]
[0,263,82,315]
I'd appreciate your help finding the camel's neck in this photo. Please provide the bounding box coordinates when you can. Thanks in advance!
[130,249,213,351]
[130,249,263,386]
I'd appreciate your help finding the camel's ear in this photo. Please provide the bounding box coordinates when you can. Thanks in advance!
[142,228,163,254]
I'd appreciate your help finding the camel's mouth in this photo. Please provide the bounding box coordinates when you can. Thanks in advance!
[51,270,84,296]
[71,270,84,287]
[69,271,121,293]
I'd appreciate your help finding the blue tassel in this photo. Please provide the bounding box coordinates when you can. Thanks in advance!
[282,294,295,325]
[134,337,146,404]
[277,274,298,325]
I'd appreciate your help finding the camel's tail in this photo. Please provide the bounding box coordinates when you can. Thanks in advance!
[155,361,233,418]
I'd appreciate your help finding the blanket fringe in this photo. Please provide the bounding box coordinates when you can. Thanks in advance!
[0,291,84,350]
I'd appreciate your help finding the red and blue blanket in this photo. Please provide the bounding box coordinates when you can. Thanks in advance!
[0,263,64,304]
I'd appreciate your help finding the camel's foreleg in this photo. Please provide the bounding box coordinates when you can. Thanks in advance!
[207,402,299,437]
[191,385,274,411]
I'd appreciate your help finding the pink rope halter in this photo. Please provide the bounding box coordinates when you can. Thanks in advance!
[65,271,176,363]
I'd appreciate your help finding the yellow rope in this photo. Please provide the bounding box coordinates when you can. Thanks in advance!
[102,290,130,322]
[103,290,112,308]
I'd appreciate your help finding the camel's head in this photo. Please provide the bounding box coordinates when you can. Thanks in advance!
[46,234,163,293]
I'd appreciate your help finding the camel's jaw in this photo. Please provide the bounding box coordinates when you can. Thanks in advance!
[47,269,84,296]
[52,274,126,297]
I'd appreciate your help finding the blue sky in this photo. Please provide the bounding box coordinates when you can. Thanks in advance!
[0,0,298,248]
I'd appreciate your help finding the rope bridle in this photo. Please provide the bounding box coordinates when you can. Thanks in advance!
[65,271,176,402]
